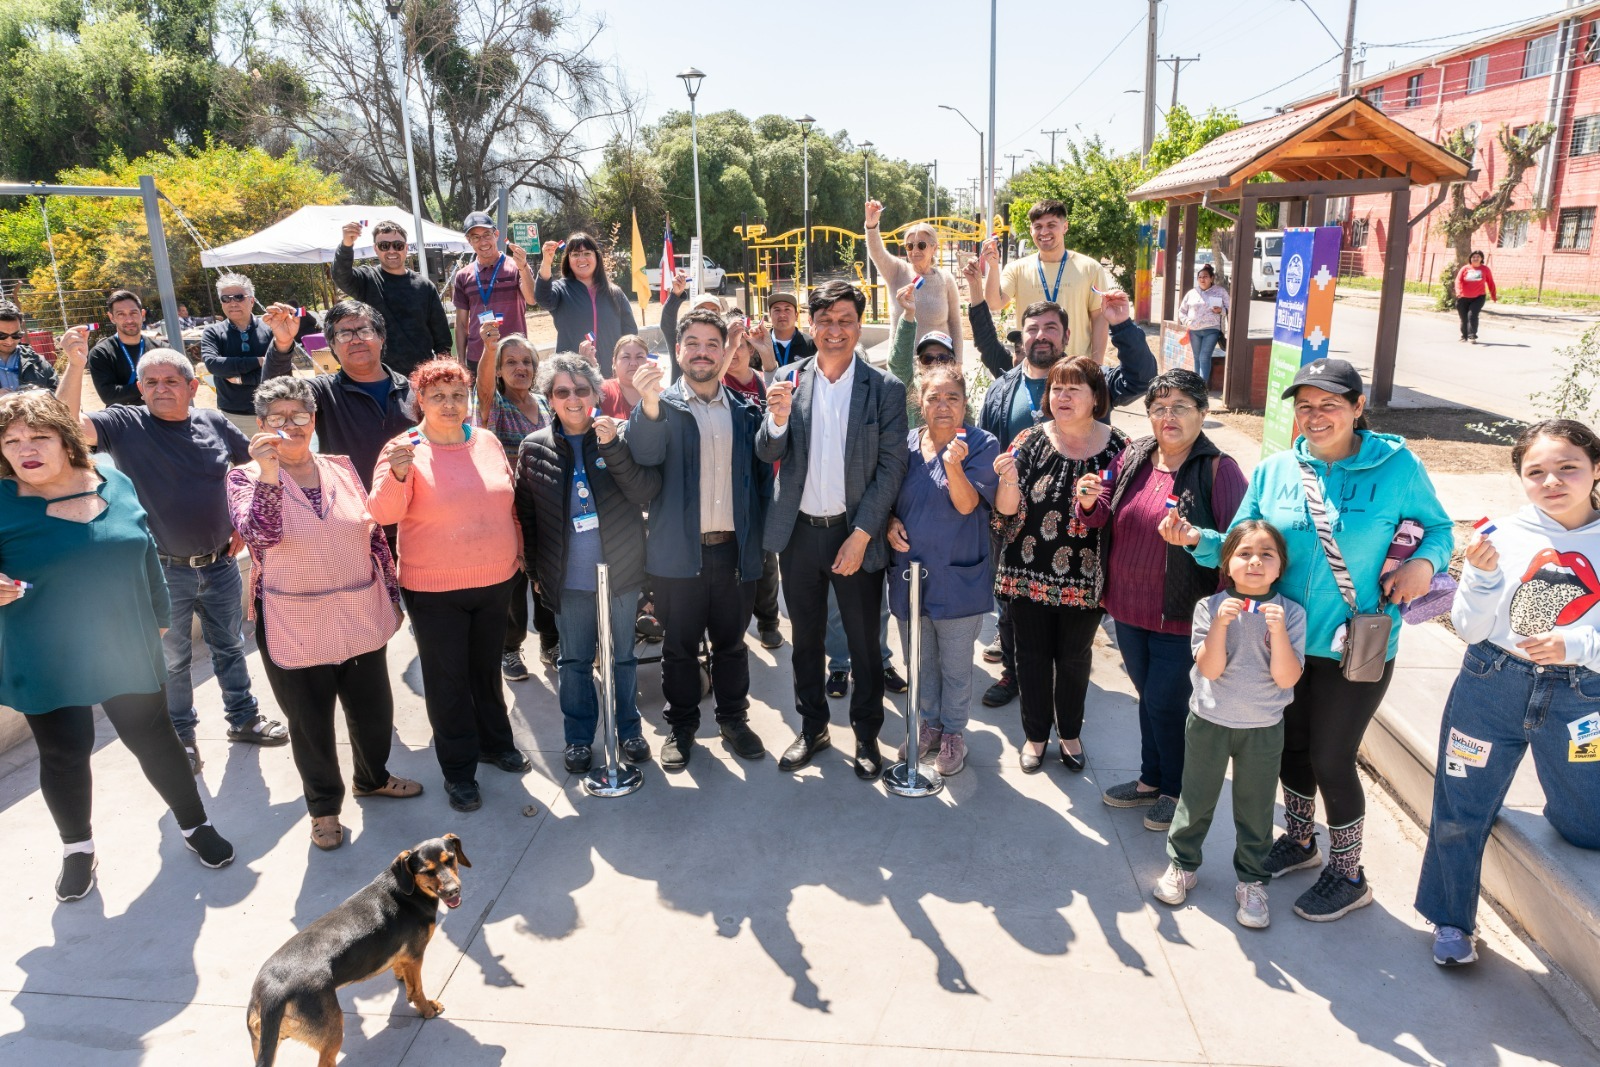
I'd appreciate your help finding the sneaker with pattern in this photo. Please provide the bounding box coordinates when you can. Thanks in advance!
[1263,831,1322,878]
[1292,866,1373,922]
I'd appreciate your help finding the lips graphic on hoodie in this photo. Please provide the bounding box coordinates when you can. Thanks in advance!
[1510,548,1600,635]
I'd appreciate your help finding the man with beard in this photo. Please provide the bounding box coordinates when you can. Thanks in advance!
[974,290,1157,706]
[625,309,773,768]
[332,220,452,377]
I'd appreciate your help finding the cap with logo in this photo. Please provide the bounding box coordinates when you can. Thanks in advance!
[1281,357,1364,399]
[915,331,956,354]
[462,211,495,234]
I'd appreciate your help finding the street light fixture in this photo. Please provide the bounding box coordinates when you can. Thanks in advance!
[940,104,985,236]
[798,114,815,290]
[384,0,428,278]
[677,67,706,295]
[861,140,876,318]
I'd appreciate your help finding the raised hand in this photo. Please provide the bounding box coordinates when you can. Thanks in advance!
[633,359,665,402]
[1157,510,1200,547]
[507,242,529,270]
[261,303,302,351]
[864,200,884,228]
[342,221,363,247]
[593,414,619,444]
[385,439,415,482]
[1463,533,1499,573]
[766,379,794,425]
[895,284,917,316]
[671,268,689,296]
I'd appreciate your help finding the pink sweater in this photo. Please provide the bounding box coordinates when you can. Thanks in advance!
[367,428,520,593]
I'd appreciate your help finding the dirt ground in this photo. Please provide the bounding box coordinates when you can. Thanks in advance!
[1208,406,1517,474]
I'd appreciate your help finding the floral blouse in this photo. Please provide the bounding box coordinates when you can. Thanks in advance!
[478,389,550,464]
[992,424,1128,608]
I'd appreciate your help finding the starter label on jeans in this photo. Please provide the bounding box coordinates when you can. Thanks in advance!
[1569,741,1600,763]
[1567,713,1600,744]
[1444,757,1469,778]
[1447,729,1492,768]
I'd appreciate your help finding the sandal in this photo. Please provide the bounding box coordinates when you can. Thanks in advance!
[310,816,344,851]
[352,775,423,799]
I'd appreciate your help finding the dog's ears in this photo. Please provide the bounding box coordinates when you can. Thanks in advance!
[444,833,471,869]
[391,849,417,894]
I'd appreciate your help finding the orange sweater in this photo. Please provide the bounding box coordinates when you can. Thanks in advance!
[367,428,519,592]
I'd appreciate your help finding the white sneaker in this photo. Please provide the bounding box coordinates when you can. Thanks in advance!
[1154,863,1197,905]
[1235,881,1270,928]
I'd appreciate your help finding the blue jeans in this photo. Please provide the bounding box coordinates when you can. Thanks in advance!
[163,557,259,743]
[1115,621,1195,798]
[895,613,983,733]
[826,584,891,673]
[1416,642,1600,933]
[555,589,641,747]
[1189,328,1221,385]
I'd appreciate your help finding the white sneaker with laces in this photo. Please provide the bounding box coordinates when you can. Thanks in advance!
[1235,881,1270,928]
[1154,863,1197,906]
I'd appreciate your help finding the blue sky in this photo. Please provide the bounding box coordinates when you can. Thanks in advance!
[588,0,1549,198]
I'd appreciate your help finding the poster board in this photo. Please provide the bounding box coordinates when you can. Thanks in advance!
[1261,225,1343,457]
[1160,321,1194,373]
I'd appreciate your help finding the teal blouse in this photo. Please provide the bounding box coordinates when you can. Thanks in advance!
[0,461,170,713]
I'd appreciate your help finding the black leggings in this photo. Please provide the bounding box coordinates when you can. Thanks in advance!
[26,690,208,844]
[1010,600,1102,744]
[1456,294,1486,339]
[1280,655,1396,828]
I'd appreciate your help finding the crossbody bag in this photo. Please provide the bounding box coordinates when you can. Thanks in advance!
[1298,462,1392,682]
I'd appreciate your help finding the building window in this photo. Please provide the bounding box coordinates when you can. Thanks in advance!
[1512,125,1531,144]
[1557,207,1595,251]
[1525,33,1559,79]
[1587,22,1600,64]
[1405,73,1424,109]
[1367,86,1384,110]
[1467,55,1489,93]
[1498,215,1529,249]
[1348,218,1370,248]
[1574,116,1600,157]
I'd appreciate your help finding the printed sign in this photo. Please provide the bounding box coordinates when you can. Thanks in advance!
[1261,225,1342,457]
[1447,728,1492,768]
[510,221,539,250]
[1159,321,1194,373]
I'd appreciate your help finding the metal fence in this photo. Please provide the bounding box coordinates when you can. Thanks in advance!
[1337,248,1600,300]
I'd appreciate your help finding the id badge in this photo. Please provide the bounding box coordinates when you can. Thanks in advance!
[572,512,599,533]
[479,310,500,326]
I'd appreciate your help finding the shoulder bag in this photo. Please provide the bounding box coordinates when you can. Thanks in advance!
[1298,462,1392,682]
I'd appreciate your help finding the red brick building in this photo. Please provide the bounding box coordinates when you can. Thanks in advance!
[1292,2,1600,295]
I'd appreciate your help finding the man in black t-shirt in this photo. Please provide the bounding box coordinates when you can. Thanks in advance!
[86,289,151,407]
[331,220,452,377]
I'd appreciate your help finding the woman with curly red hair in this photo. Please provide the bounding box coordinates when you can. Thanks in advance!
[368,359,529,812]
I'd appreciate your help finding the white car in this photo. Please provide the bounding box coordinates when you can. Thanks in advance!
[644,254,727,295]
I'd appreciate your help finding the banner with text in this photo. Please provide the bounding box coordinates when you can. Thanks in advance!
[1261,225,1342,456]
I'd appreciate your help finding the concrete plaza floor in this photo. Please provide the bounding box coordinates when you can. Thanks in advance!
[1,607,1599,1066]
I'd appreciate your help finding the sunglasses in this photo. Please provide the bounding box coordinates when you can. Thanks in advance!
[916,349,956,364]
[375,240,407,252]
[903,241,930,251]
[220,293,250,303]
[0,331,23,341]
[551,385,594,399]
[263,412,314,428]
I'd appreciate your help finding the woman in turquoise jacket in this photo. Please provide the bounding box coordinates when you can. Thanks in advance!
[1163,358,1451,923]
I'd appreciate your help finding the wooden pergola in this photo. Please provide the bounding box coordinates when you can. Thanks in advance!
[1129,96,1474,408]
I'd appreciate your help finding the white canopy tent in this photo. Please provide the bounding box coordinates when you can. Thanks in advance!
[200,205,471,267]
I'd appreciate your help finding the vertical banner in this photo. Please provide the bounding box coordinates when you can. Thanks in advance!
[1261,225,1342,457]
[1135,222,1154,324]
[688,237,703,299]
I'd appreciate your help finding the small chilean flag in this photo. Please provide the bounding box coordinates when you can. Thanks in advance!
[1473,516,1497,538]
[591,407,602,419]
[1007,445,1019,458]
[357,219,369,226]
[660,218,675,304]
[556,240,567,251]
[955,429,967,440]
[1164,493,1181,509]
[913,275,925,290]
[585,332,595,344]
[294,306,306,317]
[84,322,99,330]
[406,429,422,446]
[275,429,291,440]
[1241,597,1263,614]
[1101,469,1115,487]
[13,580,31,595]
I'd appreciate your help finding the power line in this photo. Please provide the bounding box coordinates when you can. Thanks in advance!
[1362,15,1564,51]
[1224,51,1345,110]
[1000,14,1145,149]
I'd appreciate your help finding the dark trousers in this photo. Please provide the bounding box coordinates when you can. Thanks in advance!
[780,521,886,740]
[1457,294,1486,339]
[27,690,208,844]
[505,568,558,652]
[654,541,758,731]
[403,577,517,785]
[754,550,782,628]
[255,607,395,817]
[998,598,1016,673]
[1281,655,1396,828]
[1115,621,1194,798]
[1010,599,1102,744]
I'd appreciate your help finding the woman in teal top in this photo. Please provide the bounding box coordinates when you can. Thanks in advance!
[1162,358,1451,924]
[0,369,234,904]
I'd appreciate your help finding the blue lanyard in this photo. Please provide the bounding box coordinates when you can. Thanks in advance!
[572,449,595,515]
[115,338,144,384]
[1037,256,1068,304]
[475,254,506,309]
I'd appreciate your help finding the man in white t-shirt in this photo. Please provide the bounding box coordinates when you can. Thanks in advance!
[987,199,1112,361]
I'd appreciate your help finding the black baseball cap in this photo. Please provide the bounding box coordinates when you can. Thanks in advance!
[1281,357,1364,399]
[462,211,495,234]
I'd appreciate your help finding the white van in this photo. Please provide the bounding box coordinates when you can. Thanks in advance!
[1246,231,1284,298]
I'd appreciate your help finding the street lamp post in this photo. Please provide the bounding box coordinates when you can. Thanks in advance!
[861,141,877,320]
[384,0,428,278]
[677,67,706,295]
[798,114,815,291]
[940,104,987,238]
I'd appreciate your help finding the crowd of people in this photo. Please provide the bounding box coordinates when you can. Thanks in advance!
[0,202,1592,975]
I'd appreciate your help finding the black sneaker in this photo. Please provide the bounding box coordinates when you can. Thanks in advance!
[501,649,530,681]
[621,736,652,764]
[183,824,236,869]
[758,624,783,649]
[563,744,593,773]
[1263,832,1323,878]
[444,780,482,813]
[56,852,97,902]
[478,749,532,773]
[635,613,665,642]
[540,641,560,667]
[660,731,696,769]
[982,670,1018,707]
[719,721,765,760]
[883,667,908,694]
[226,715,288,746]
[826,670,850,699]
[1293,866,1374,922]
[184,741,203,776]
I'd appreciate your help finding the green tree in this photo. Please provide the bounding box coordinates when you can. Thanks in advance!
[0,140,346,316]
[1006,138,1144,279]
[1436,122,1554,308]
[1140,105,1244,242]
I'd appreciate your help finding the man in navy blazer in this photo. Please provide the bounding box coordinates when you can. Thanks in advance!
[756,280,908,780]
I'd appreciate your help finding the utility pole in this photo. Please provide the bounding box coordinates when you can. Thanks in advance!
[1340,0,1358,95]
[1158,55,1201,110]
[986,0,998,238]
[1005,153,1026,178]
[1040,128,1069,166]
[1142,0,1160,157]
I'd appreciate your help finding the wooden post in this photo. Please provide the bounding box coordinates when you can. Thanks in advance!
[1307,194,1327,226]
[1371,187,1411,408]
[1180,202,1199,301]
[1163,203,1180,322]
[1224,194,1258,410]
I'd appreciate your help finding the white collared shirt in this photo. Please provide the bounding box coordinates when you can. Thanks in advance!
[796,356,855,517]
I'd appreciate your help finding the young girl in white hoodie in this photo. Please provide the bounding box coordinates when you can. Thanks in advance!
[1416,419,1600,967]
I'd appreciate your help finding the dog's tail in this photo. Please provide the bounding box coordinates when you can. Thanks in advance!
[248,994,284,1067]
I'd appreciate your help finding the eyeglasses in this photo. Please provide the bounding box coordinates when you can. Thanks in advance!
[0,331,23,341]
[219,293,249,303]
[903,241,930,251]
[551,385,594,399]
[1148,404,1200,419]
[375,240,407,252]
[916,349,956,364]
[262,412,314,428]
[331,326,379,343]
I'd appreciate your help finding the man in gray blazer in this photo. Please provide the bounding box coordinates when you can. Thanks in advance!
[757,280,908,780]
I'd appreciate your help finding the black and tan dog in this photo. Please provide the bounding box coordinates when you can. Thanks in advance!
[247,834,470,1066]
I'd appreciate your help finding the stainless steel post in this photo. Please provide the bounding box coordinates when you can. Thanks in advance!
[582,563,643,797]
[885,563,943,797]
